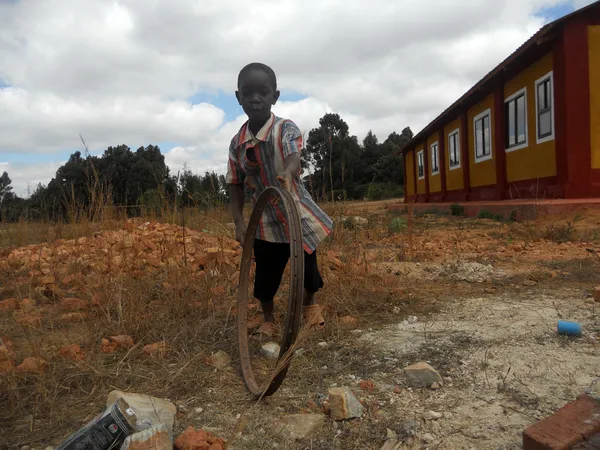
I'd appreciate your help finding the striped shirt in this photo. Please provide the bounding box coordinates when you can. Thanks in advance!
[226,113,333,254]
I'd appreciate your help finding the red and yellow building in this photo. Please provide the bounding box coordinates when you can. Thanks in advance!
[403,1,600,203]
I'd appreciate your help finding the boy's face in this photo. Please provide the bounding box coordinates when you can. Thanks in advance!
[236,69,280,124]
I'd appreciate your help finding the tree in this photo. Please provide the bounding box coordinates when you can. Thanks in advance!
[0,171,13,202]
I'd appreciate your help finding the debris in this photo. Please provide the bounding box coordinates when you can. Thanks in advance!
[403,362,442,388]
[359,380,375,392]
[101,338,120,354]
[260,342,280,360]
[56,398,139,450]
[174,426,225,450]
[392,307,401,314]
[557,320,582,337]
[106,390,177,433]
[423,411,442,420]
[121,424,172,450]
[352,216,369,227]
[523,279,538,287]
[110,335,135,349]
[407,315,418,324]
[16,357,47,374]
[340,316,357,325]
[58,344,85,362]
[328,387,364,420]
[271,414,325,440]
[209,350,231,369]
[142,342,168,356]
[317,341,328,348]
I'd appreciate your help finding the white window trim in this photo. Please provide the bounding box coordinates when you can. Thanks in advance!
[535,70,555,145]
[473,108,493,163]
[430,141,440,175]
[417,149,425,180]
[448,128,461,170]
[504,87,529,152]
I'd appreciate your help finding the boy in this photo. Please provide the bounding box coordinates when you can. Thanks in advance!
[226,62,334,338]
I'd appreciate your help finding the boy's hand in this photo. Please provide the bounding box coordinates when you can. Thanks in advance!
[235,223,247,246]
[277,170,293,192]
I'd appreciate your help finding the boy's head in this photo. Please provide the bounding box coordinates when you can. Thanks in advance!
[236,62,280,125]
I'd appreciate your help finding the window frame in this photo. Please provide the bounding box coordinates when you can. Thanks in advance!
[535,70,555,144]
[417,149,425,180]
[430,141,440,175]
[504,87,528,152]
[473,108,493,163]
[448,128,461,170]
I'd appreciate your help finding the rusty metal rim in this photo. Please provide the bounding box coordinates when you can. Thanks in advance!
[237,186,304,398]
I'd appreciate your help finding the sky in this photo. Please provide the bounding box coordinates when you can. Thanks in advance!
[0,0,596,197]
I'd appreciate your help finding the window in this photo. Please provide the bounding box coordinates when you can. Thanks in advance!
[473,109,492,162]
[417,149,425,180]
[430,142,439,175]
[448,129,460,169]
[505,88,527,151]
[536,71,554,143]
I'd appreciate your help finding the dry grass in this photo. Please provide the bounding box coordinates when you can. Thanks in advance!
[1,200,599,449]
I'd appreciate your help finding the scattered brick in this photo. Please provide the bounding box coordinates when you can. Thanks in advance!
[0,298,18,312]
[58,344,85,362]
[16,357,48,374]
[523,394,600,450]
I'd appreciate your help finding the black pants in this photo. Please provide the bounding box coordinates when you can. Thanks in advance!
[253,239,324,303]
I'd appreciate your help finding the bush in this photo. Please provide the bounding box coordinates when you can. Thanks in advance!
[478,209,503,221]
[388,217,408,234]
[450,203,465,216]
[367,183,404,201]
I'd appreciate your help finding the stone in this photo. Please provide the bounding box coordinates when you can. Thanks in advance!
[328,387,364,420]
[423,411,442,420]
[594,286,600,303]
[20,298,36,312]
[359,380,375,392]
[59,297,88,311]
[110,335,135,349]
[16,357,47,373]
[422,433,435,443]
[0,360,14,374]
[174,426,225,450]
[107,390,177,433]
[121,424,172,450]
[340,316,357,325]
[352,216,369,227]
[57,344,85,361]
[407,316,418,324]
[523,279,538,287]
[0,298,18,312]
[209,350,231,369]
[261,342,280,360]
[143,341,168,356]
[15,312,42,326]
[431,381,442,390]
[403,362,442,388]
[271,414,325,440]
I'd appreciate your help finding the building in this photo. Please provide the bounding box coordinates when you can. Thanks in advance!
[402,1,600,203]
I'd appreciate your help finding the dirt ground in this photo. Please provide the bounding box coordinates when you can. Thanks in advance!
[1,203,599,449]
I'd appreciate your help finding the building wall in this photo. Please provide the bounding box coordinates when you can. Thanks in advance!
[467,93,496,187]
[427,133,442,193]
[590,25,600,170]
[415,146,426,194]
[443,117,464,191]
[405,149,415,196]
[504,51,557,182]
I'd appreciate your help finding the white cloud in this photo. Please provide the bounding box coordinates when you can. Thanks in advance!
[0,0,580,196]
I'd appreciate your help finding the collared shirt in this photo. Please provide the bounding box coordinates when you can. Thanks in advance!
[226,113,333,254]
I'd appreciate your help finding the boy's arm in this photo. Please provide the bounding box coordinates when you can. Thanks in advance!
[277,121,303,191]
[229,184,245,227]
[225,141,246,244]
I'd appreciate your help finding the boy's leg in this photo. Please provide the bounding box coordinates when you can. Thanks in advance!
[302,249,325,327]
[253,239,290,329]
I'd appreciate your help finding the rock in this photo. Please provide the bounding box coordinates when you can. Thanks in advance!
[352,216,369,227]
[142,341,168,356]
[110,335,135,349]
[16,357,47,374]
[174,426,225,450]
[523,279,537,287]
[60,312,88,323]
[423,411,442,420]
[328,387,364,420]
[0,298,17,312]
[57,344,85,361]
[0,360,14,374]
[407,316,418,324]
[403,362,442,388]
[107,390,177,433]
[261,342,280,360]
[209,350,231,369]
[386,428,397,440]
[317,341,328,348]
[15,312,42,326]
[59,297,88,310]
[431,381,442,390]
[271,414,325,440]
[359,380,375,392]
[121,424,172,450]
[594,286,600,303]
[20,298,36,312]
[422,433,435,443]
[340,315,357,325]
[393,307,401,314]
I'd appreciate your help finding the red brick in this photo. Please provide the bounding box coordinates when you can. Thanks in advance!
[523,394,600,450]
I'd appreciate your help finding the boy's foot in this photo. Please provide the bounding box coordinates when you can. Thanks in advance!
[302,304,325,329]
[253,321,279,338]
